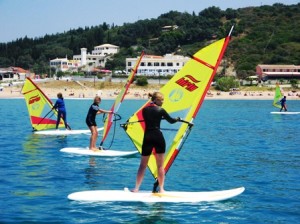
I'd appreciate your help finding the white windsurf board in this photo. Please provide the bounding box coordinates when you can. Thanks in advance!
[68,187,245,203]
[34,127,104,135]
[270,112,300,115]
[60,147,138,157]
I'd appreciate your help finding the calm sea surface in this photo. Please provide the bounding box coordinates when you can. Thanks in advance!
[0,99,299,223]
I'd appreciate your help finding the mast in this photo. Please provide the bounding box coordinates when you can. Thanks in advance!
[100,51,144,148]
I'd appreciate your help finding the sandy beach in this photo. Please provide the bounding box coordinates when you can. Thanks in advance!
[1,80,300,101]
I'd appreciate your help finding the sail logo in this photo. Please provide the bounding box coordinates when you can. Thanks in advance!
[29,95,41,105]
[175,75,200,92]
[32,104,40,110]
[169,88,184,102]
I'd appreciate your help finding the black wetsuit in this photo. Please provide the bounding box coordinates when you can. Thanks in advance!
[86,103,100,127]
[142,103,177,156]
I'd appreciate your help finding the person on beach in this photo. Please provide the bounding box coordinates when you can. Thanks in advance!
[132,92,180,193]
[280,96,287,112]
[86,96,112,151]
[53,93,70,130]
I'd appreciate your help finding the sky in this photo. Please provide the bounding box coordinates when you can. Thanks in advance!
[0,0,298,43]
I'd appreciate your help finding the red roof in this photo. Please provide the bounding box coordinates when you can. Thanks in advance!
[11,67,30,73]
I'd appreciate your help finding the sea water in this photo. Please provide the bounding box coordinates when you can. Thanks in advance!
[0,99,299,223]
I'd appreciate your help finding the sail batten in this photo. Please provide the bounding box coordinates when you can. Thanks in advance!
[123,31,232,179]
[22,77,64,131]
[191,55,215,69]
[100,51,144,147]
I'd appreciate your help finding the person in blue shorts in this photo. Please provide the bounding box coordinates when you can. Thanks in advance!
[53,93,70,129]
[132,92,180,193]
[86,96,112,151]
[280,96,287,112]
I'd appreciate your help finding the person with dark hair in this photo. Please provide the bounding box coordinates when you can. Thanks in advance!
[86,96,112,151]
[53,92,70,129]
[280,96,287,112]
[132,92,180,193]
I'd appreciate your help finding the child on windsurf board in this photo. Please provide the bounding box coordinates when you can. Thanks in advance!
[86,96,113,151]
[53,93,71,130]
[279,96,287,112]
[132,92,180,193]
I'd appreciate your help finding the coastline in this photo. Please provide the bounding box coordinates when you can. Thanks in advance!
[1,82,300,101]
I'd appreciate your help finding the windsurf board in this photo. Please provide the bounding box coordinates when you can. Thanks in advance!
[60,147,138,157]
[34,127,104,135]
[270,112,300,115]
[68,187,245,203]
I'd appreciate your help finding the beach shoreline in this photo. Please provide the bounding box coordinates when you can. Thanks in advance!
[1,80,300,101]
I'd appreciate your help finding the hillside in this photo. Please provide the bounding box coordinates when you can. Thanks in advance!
[0,3,299,79]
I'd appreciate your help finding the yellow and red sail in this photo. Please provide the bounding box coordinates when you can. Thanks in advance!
[123,29,233,179]
[100,51,144,147]
[21,77,65,131]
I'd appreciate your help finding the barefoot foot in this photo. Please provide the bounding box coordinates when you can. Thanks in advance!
[131,188,139,193]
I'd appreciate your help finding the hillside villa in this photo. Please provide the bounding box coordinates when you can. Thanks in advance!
[50,44,119,72]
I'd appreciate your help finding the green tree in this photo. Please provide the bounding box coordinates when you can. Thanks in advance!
[56,71,64,78]
[290,79,298,89]
[136,77,148,86]
[216,76,239,91]
[16,54,34,69]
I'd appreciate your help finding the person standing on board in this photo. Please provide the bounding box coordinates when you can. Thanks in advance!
[132,92,180,193]
[53,93,70,130]
[280,96,287,112]
[86,96,112,151]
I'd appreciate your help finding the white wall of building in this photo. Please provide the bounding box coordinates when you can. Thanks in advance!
[92,44,119,56]
[49,57,80,72]
[81,48,87,66]
[49,44,119,72]
[73,44,119,69]
[126,54,189,76]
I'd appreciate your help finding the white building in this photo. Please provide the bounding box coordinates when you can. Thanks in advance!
[73,44,119,68]
[162,25,178,32]
[50,44,119,72]
[49,57,80,72]
[0,69,15,81]
[0,67,31,81]
[126,54,189,76]
[92,44,119,56]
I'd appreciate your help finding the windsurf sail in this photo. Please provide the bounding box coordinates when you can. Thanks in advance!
[100,51,145,147]
[21,77,65,131]
[122,27,234,183]
[272,84,283,109]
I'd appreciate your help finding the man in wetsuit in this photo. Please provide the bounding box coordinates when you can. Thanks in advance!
[53,93,70,129]
[86,96,112,151]
[280,96,287,112]
[132,92,180,193]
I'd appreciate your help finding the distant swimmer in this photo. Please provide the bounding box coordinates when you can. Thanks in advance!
[86,96,112,151]
[53,93,70,130]
[132,92,180,193]
[280,96,287,112]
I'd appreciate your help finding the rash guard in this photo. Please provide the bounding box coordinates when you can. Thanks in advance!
[54,98,66,112]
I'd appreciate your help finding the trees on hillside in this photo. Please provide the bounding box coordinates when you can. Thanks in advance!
[0,3,299,76]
